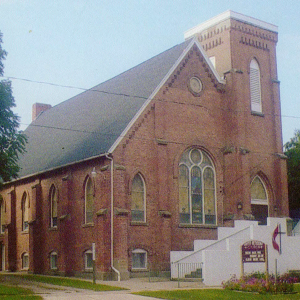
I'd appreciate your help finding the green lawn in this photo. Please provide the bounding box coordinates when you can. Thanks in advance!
[4,274,125,292]
[135,284,300,299]
[0,284,42,299]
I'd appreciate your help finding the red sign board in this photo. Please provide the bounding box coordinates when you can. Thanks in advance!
[242,240,265,263]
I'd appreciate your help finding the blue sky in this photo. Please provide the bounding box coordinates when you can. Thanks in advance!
[0,0,299,144]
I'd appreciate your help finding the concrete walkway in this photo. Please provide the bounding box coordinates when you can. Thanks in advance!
[4,276,208,300]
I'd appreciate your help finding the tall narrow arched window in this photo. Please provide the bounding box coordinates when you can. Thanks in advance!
[179,148,216,225]
[50,185,58,228]
[251,176,268,225]
[21,193,29,231]
[250,59,262,113]
[131,173,146,222]
[85,177,94,224]
[0,197,4,234]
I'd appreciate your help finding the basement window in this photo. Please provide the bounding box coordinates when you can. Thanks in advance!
[22,252,29,270]
[132,249,147,270]
[84,250,93,271]
[50,251,58,270]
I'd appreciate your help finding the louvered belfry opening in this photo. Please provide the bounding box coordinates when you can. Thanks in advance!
[250,59,262,113]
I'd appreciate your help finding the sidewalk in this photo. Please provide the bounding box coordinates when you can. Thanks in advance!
[7,276,209,300]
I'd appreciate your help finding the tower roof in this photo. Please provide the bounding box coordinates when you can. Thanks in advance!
[184,10,278,40]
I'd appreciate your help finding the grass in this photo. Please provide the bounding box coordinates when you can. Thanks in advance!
[4,274,125,292]
[0,283,42,299]
[134,284,300,299]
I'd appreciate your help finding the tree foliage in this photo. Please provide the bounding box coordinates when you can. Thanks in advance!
[284,130,300,217]
[0,31,27,184]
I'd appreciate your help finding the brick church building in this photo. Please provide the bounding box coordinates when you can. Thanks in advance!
[0,11,289,280]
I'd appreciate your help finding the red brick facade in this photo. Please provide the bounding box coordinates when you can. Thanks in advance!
[0,13,288,280]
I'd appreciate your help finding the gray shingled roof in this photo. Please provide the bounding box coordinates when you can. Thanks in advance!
[17,40,192,178]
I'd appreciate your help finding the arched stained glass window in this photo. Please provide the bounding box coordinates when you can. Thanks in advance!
[179,148,216,225]
[131,173,146,222]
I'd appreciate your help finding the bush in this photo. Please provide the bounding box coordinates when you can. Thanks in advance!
[222,272,298,294]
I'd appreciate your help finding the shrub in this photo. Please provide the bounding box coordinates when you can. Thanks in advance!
[222,272,297,294]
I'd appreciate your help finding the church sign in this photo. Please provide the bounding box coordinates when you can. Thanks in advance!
[241,240,269,277]
[242,240,265,263]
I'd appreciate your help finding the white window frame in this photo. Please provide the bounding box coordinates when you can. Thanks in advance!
[132,249,147,270]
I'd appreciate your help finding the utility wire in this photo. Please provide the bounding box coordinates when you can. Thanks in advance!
[3,75,300,120]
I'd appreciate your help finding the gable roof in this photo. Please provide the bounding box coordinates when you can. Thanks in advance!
[16,38,224,179]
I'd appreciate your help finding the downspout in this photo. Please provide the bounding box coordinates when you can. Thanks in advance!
[106,154,121,281]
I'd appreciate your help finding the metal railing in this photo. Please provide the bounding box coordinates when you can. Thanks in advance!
[173,262,203,287]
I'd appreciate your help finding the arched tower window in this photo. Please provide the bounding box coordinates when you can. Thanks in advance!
[131,173,146,222]
[251,176,268,224]
[21,193,29,231]
[85,177,94,224]
[50,185,58,228]
[250,59,262,113]
[179,148,216,225]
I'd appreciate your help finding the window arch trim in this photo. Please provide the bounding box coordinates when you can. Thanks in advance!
[250,175,268,205]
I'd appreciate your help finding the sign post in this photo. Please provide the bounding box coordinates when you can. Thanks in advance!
[92,243,96,284]
[241,240,268,278]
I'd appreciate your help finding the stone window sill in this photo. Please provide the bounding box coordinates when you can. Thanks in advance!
[179,223,217,229]
[130,221,148,226]
[251,111,264,117]
[49,227,58,231]
[82,223,94,228]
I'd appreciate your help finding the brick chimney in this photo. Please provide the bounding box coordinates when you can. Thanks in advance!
[32,103,52,121]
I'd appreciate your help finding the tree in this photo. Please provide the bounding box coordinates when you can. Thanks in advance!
[0,31,27,185]
[284,130,300,217]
